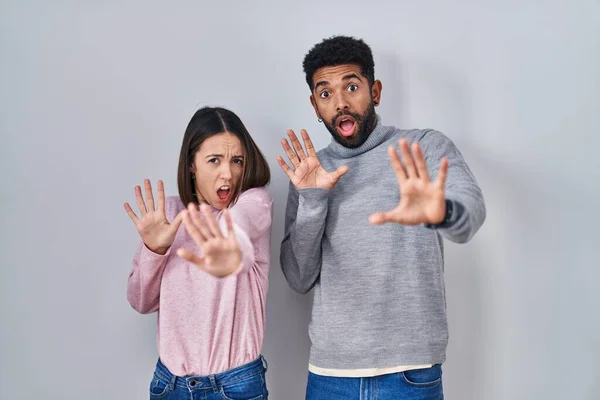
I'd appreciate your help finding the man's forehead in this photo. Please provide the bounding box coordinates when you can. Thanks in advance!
[313,64,363,79]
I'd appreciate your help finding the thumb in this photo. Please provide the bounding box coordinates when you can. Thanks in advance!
[330,165,350,184]
[169,211,184,232]
[177,247,205,267]
[369,210,396,225]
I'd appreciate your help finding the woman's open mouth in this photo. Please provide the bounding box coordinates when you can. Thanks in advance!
[217,185,231,203]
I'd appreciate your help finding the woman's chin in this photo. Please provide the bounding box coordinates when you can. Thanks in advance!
[205,200,226,210]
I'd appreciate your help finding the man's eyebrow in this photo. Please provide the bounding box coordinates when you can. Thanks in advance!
[342,73,363,81]
[314,80,329,90]
[314,73,363,91]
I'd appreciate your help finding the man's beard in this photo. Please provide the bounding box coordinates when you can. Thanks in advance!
[322,102,377,149]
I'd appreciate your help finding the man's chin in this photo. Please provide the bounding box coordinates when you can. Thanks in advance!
[324,123,366,148]
[335,135,364,148]
[339,134,357,143]
[334,126,356,141]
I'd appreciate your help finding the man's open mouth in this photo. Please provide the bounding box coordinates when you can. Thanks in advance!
[336,116,356,137]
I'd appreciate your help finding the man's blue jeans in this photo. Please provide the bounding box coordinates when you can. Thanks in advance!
[306,364,443,400]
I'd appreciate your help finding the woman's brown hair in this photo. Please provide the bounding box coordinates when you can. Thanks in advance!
[177,107,270,206]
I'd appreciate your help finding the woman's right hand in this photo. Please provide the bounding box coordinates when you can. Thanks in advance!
[124,179,183,255]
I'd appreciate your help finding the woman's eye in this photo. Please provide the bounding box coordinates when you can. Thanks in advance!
[208,158,219,164]
[233,159,244,165]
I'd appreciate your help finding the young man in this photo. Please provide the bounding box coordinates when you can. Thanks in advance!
[277,36,486,399]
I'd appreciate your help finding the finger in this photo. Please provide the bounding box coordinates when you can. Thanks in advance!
[369,211,397,225]
[181,208,207,244]
[281,138,300,167]
[436,157,449,188]
[301,129,317,157]
[134,185,147,215]
[157,180,165,214]
[276,156,295,180]
[412,143,430,181]
[176,247,205,267]
[201,204,223,238]
[388,145,407,183]
[189,203,213,240]
[288,129,307,160]
[168,211,184,235]
[399,139,418,178]
[124,202,140,224]
[144,179,155,211]
[223,209,236,240]
[329,165,350,185]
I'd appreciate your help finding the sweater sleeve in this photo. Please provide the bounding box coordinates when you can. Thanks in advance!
[419,129,487,243]
[218,188,273,277]
[280,182,330,294]
[127,243,170,314]
[126,196,180,314]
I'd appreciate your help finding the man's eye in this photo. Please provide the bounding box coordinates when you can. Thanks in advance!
[348,84,358,91]
[320,90,330,99]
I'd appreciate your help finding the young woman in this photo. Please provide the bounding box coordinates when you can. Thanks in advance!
[125,106,273,399]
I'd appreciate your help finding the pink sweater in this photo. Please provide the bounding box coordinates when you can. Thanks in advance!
[127,187,273,377]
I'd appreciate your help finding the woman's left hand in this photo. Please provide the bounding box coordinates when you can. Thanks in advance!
[177,204,242,278]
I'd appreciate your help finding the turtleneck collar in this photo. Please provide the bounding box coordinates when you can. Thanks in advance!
[325,115,396,158]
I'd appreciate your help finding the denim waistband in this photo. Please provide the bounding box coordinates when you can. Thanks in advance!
[154,356,268,391]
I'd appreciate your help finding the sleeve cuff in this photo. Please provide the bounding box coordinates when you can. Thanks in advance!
[424,199,464,229]
[139,242,171,263]
[297,188,331,201]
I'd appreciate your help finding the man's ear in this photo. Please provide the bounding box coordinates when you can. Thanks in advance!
[372,79,382,106]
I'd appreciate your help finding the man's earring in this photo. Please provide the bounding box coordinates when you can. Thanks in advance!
[318,118,323,122]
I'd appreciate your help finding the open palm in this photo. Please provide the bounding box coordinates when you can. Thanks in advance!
[277,129,349,189]
[370,139,448,226]
[124,179,182,254]
[177,204,242,278]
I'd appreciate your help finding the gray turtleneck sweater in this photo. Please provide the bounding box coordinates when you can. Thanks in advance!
[280,116,486,371]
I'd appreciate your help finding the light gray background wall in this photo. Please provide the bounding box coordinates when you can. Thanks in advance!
[1,1,599,399]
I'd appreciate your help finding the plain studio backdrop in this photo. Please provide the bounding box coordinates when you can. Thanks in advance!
[1,1,599,399]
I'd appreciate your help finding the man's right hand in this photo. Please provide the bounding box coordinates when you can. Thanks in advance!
[277,129,349,190]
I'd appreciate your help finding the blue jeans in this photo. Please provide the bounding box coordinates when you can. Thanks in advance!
[149,356,269,400]
[306,364,443,400]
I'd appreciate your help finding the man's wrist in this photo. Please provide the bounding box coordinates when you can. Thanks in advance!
[424,199,463,229]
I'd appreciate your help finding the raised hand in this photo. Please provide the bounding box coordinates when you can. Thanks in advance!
[177,204,242,278]
[369,139,448,226]
[124,179,183,255]
[277,129,349,189]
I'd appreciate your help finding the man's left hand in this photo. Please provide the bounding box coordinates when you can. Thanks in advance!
[369,138,448,226]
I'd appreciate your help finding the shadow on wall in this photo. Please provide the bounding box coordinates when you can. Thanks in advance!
[381,54,600,400]
[250,118,315,399]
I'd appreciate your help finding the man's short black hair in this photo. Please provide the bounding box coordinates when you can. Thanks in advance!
[302,35,375,90]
